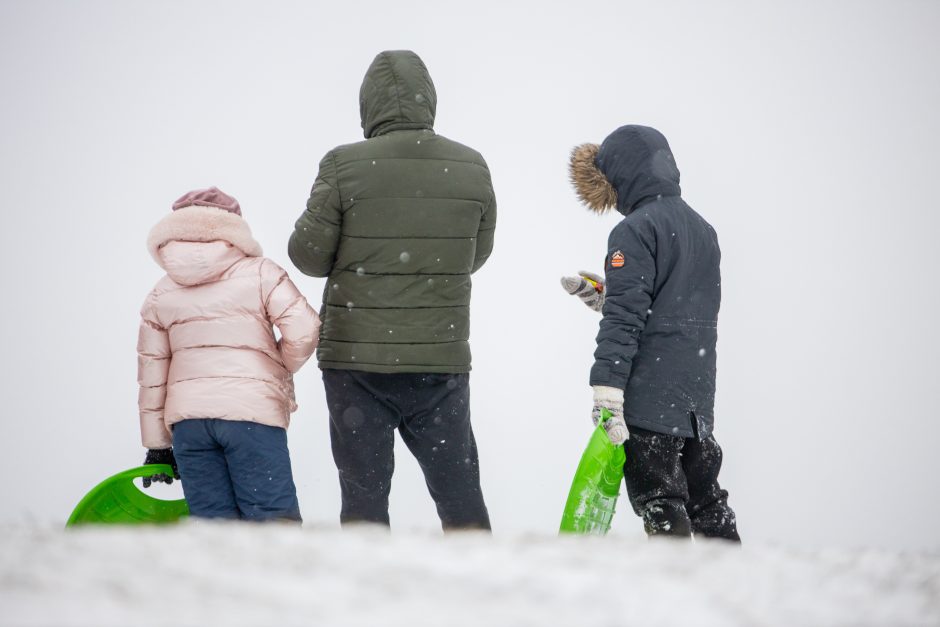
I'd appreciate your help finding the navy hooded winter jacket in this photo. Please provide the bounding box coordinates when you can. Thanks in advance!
[590,126,721,439]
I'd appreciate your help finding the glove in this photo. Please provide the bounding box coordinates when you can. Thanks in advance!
[142,448,180,488]
[560,270,605,312]
[592,385,629,445]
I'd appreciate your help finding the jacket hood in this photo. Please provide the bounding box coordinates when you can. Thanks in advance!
[147,205,262,284]
[158,240,246,286]
[570,125,681,216]
[148,205,262,261]
[359,50,437,138]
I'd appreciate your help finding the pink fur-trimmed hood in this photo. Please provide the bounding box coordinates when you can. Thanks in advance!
[147,205,263,264]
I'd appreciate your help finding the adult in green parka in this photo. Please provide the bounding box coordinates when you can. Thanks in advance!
[289,51,496,530]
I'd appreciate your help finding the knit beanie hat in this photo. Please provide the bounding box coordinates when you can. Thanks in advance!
[171,186,242,216]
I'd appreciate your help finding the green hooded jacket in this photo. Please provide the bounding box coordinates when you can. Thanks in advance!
[288,50,497,373]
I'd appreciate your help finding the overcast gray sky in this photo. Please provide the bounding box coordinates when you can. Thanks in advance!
[1,0,938,550]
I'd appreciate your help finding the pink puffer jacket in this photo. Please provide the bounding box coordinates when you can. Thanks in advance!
[138,206,320,449]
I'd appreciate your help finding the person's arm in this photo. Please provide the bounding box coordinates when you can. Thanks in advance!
[137,295,172,449]
[589,222,656,390]
[471,166,496,274]
[288,151,343,277]
[261,260,320,374]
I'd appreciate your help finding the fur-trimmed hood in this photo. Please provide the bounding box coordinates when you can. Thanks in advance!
[147,205,263,264]
[570,125,681,216]
[570,143,617,214]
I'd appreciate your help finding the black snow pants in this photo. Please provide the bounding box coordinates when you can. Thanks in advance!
[322,369,491,531]
[623,427,740,542]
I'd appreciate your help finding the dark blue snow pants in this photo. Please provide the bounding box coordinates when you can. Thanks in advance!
[322,369,491,531]
[172,419,301,522]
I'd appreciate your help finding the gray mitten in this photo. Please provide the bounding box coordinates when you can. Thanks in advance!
[591,385,629,445]
[560,270,605,313]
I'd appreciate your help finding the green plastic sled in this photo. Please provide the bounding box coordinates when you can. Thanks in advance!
[559,409,626,535]
[66,464,189,527]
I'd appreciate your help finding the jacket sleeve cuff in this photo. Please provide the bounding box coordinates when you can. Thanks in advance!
[589,364,629,390]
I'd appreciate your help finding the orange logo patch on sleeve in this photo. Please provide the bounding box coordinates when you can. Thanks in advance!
[610,251,625,268]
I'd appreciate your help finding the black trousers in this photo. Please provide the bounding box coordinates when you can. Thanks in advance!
[322,369,491,531]
[623,427,740,542]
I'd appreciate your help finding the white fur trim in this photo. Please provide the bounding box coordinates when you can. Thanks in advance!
[147,206,262,263]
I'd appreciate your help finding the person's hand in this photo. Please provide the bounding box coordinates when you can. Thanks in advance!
[560,271,605,312]
[142,448,180,488]
[592,385,628,445]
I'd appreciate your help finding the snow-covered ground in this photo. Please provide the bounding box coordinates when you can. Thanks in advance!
[2,522,937,627]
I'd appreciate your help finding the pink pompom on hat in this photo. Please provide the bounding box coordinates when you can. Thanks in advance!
[171,186,242,216]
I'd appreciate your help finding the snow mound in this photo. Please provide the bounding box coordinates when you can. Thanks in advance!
[1,523,938,626]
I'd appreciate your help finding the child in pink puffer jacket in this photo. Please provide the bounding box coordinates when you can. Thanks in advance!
[138,187,320,521]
